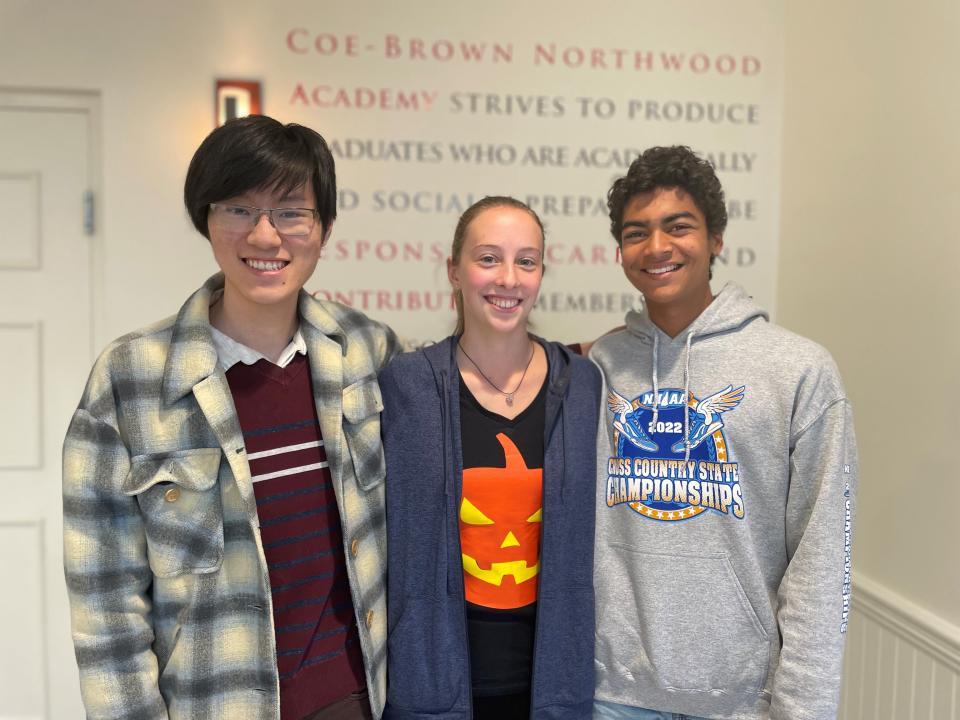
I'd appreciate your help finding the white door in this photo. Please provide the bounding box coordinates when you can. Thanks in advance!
[0,91,97,719]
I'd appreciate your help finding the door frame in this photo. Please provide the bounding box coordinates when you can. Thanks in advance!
[0,87,101,719]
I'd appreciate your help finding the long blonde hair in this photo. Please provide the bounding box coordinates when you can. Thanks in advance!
[450,196,546,335]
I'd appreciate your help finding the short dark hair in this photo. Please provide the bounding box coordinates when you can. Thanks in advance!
[184,115,337,239]
[607,146,727,245]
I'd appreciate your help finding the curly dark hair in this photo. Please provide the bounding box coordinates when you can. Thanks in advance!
[607,146,727,246]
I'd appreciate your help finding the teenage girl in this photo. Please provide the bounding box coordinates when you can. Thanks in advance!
[379,197,601,719]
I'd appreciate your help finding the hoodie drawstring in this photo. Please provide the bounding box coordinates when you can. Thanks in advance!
[650,330,695,462]
[559,401,569,504]
[651,334,660,426]
[682,331,693,463]
[440,369,457,595]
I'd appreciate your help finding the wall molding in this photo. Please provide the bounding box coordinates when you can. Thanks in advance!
[0,322,43,470]
[852,570,960,674]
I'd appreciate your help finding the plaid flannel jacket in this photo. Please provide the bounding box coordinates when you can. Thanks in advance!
[63,274,399,719]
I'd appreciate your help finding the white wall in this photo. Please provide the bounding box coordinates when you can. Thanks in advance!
[1,0,785,346]
[779,0,960,630]
[2,0,251,345]
[6,0,955,644]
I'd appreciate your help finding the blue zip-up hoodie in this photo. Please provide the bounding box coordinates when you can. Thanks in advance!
[379,336,601,720]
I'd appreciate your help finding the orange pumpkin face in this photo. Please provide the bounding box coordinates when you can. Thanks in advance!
[460,433,543,609]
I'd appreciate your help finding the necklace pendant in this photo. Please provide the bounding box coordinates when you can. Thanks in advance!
[505,393,514,407]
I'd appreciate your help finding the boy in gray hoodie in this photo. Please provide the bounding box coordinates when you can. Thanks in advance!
[590,146,857,720]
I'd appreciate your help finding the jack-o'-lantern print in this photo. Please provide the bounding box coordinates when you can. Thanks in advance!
[460,432,543,609]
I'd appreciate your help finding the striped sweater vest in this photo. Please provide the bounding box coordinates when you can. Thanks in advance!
[225,354,365,719]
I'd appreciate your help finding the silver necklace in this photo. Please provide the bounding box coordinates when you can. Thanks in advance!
[458,340,535,407]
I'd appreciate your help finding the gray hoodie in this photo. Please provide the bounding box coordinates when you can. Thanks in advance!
[590,284,857,720]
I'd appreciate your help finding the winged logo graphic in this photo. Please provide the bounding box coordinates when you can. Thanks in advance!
[607,390,658,452]
[671,385,745,453]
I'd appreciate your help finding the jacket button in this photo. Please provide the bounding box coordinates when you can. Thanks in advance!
[164,487,181,503]
[365,609,374,628]
[350,538,359,557]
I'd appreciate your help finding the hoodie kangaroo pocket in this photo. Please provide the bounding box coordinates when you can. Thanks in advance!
[599,544,770,694]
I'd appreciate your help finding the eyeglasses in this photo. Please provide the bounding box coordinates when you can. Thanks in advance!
[208,203,319,236]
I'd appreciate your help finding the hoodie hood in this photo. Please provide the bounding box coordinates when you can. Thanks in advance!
[625,282,768,344]
[623,283,767,461]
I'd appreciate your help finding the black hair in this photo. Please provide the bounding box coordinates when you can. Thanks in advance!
[184,115,336,238]
[607,145,727,245]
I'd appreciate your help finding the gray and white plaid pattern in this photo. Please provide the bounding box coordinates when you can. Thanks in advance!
[63,274,399,719]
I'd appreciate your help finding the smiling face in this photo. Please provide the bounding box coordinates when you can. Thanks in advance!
[207,180,329,320]
[447,205,544,338]
[460,433,542,609]
[619,186,722,334]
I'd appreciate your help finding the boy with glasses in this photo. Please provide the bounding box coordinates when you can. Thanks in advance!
[590,146,857,720]
[63,115,398,720]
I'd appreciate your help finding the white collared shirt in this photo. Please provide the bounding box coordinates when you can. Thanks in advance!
[210,325,307,370]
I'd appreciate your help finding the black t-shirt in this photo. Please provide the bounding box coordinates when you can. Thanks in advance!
[458,372,547,698]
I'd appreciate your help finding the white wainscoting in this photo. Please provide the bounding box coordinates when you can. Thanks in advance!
[840,572,960,719]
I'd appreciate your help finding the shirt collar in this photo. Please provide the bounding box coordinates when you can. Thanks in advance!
[210,324,307,370]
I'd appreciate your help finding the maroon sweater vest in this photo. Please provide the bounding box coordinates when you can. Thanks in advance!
[225,354,365,719]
